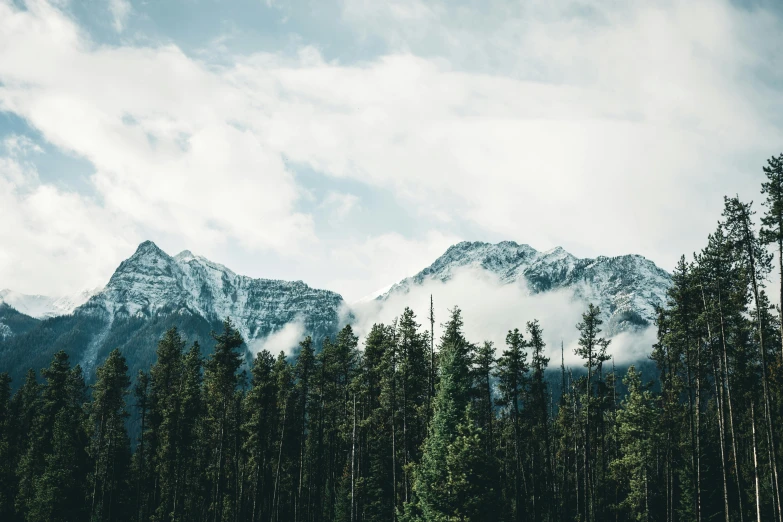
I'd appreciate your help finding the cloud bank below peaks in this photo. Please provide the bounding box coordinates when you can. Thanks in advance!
[346,266,655,366]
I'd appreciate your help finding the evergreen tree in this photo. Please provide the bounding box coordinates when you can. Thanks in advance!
[131,370,153,522]
[495,327,529,520]
[0,373,14,520]
[575,304,611,522]
[89,349,132,522]
[242,349,278,522]
[405,307,491,521]
[149,327,186,522]
[611,366,658,522]
[761,152,783,361]
[29,364,90,522]
[203,319,245,522]
[16,351,74,519]
[526,319,551,521]
[360,323,396,522]
[473,341,495,456]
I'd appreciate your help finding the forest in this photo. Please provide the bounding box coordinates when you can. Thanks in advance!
[1,153,783,522]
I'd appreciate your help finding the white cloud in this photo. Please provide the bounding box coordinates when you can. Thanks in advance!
[0,156,138,295]
[109,0,131,33]
[320,191,359,221]
[329,230,461,302]
[248,317,306,357]
[348,266,653,365]
[4,135,43,156]
[0,0,781,304]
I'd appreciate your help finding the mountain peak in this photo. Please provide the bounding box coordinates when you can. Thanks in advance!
[134,240,166,256]
[378,240,672,335]
[174,249,195,260]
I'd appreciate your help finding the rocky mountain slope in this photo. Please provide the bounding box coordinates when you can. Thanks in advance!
[0,241,345,385]
[379,241,672,335]
[84,241,343,348]
[0,239,672,388]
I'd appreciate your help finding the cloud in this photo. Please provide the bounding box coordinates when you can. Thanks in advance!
[0,0,782,300]
[0,156,138,295]
[0,0,316,267]
[329,230,462,302]
[109,0,131,33]
[4,135,43,156]
[347,266,654,365]
[248,317,306,357]
[320,191,359,221]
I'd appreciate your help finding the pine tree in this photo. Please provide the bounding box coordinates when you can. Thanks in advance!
[0,373,14,520]
[178,342,205,520]
[293,335,315,522]
[473,341,495,456]
[89,348,132,522]
[29,364,90,522]
[495,327,529,520]
[527,319,551,521]
[149,327,187,522]
[760,152,783,361]
[270,351,296,522]
[611,366,658,522]
[397,309,428,505]
[203,319,245,522]
[443,404,499,522]
[723,196,782,522]
[131,370,152,522]
[575,304,611,522]
[360,323,396,522]
[242,349,278,522]
[404,307,487,521]
[16,351,73,519]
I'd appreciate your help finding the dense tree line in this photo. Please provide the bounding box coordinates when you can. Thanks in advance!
[1,153,783,521]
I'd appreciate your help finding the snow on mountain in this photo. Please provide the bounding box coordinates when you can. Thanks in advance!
[79,240,344,347]
[0,287,101,319]
[378,241,672,335]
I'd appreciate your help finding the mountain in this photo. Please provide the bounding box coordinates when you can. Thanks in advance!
[378,241,672,335]
[0,304,40,340]
[85,241,343,348]
[0,239,672,388]
[0,287,100,319]
[0,241,345,387]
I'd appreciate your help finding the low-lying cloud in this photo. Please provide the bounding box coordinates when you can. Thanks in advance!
[249,318,306,358]
[346,267,655,366]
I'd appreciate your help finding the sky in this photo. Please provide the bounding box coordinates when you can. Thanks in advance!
[2,0,783,303]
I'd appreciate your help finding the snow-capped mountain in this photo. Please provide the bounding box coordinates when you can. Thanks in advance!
[0,240,345,384]
[378,241,672,335]
[82,240,343,343]
[0,288,101,319]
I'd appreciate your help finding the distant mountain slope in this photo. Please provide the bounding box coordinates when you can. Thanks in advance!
[379,241,672,335]
[0,241,345,386]
[0,288,100,319]
[0,304,40,340]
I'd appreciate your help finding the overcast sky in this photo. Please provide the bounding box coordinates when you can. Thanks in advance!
[1,0,782,302]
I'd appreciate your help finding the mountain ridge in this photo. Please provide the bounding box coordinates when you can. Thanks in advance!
[378,240,671,335]
[0,239,673,388]
[0,240,345,385]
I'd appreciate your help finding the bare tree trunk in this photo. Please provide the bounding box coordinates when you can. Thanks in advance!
[740,212,783,522]
[708,338,731,522]
[272,399,288,522]
[351,393,356,522]
[778,238,783,361]
[696,342,702,522]
[752,399,763,522]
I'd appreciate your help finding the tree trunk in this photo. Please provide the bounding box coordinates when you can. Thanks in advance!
[752,399,763,522]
